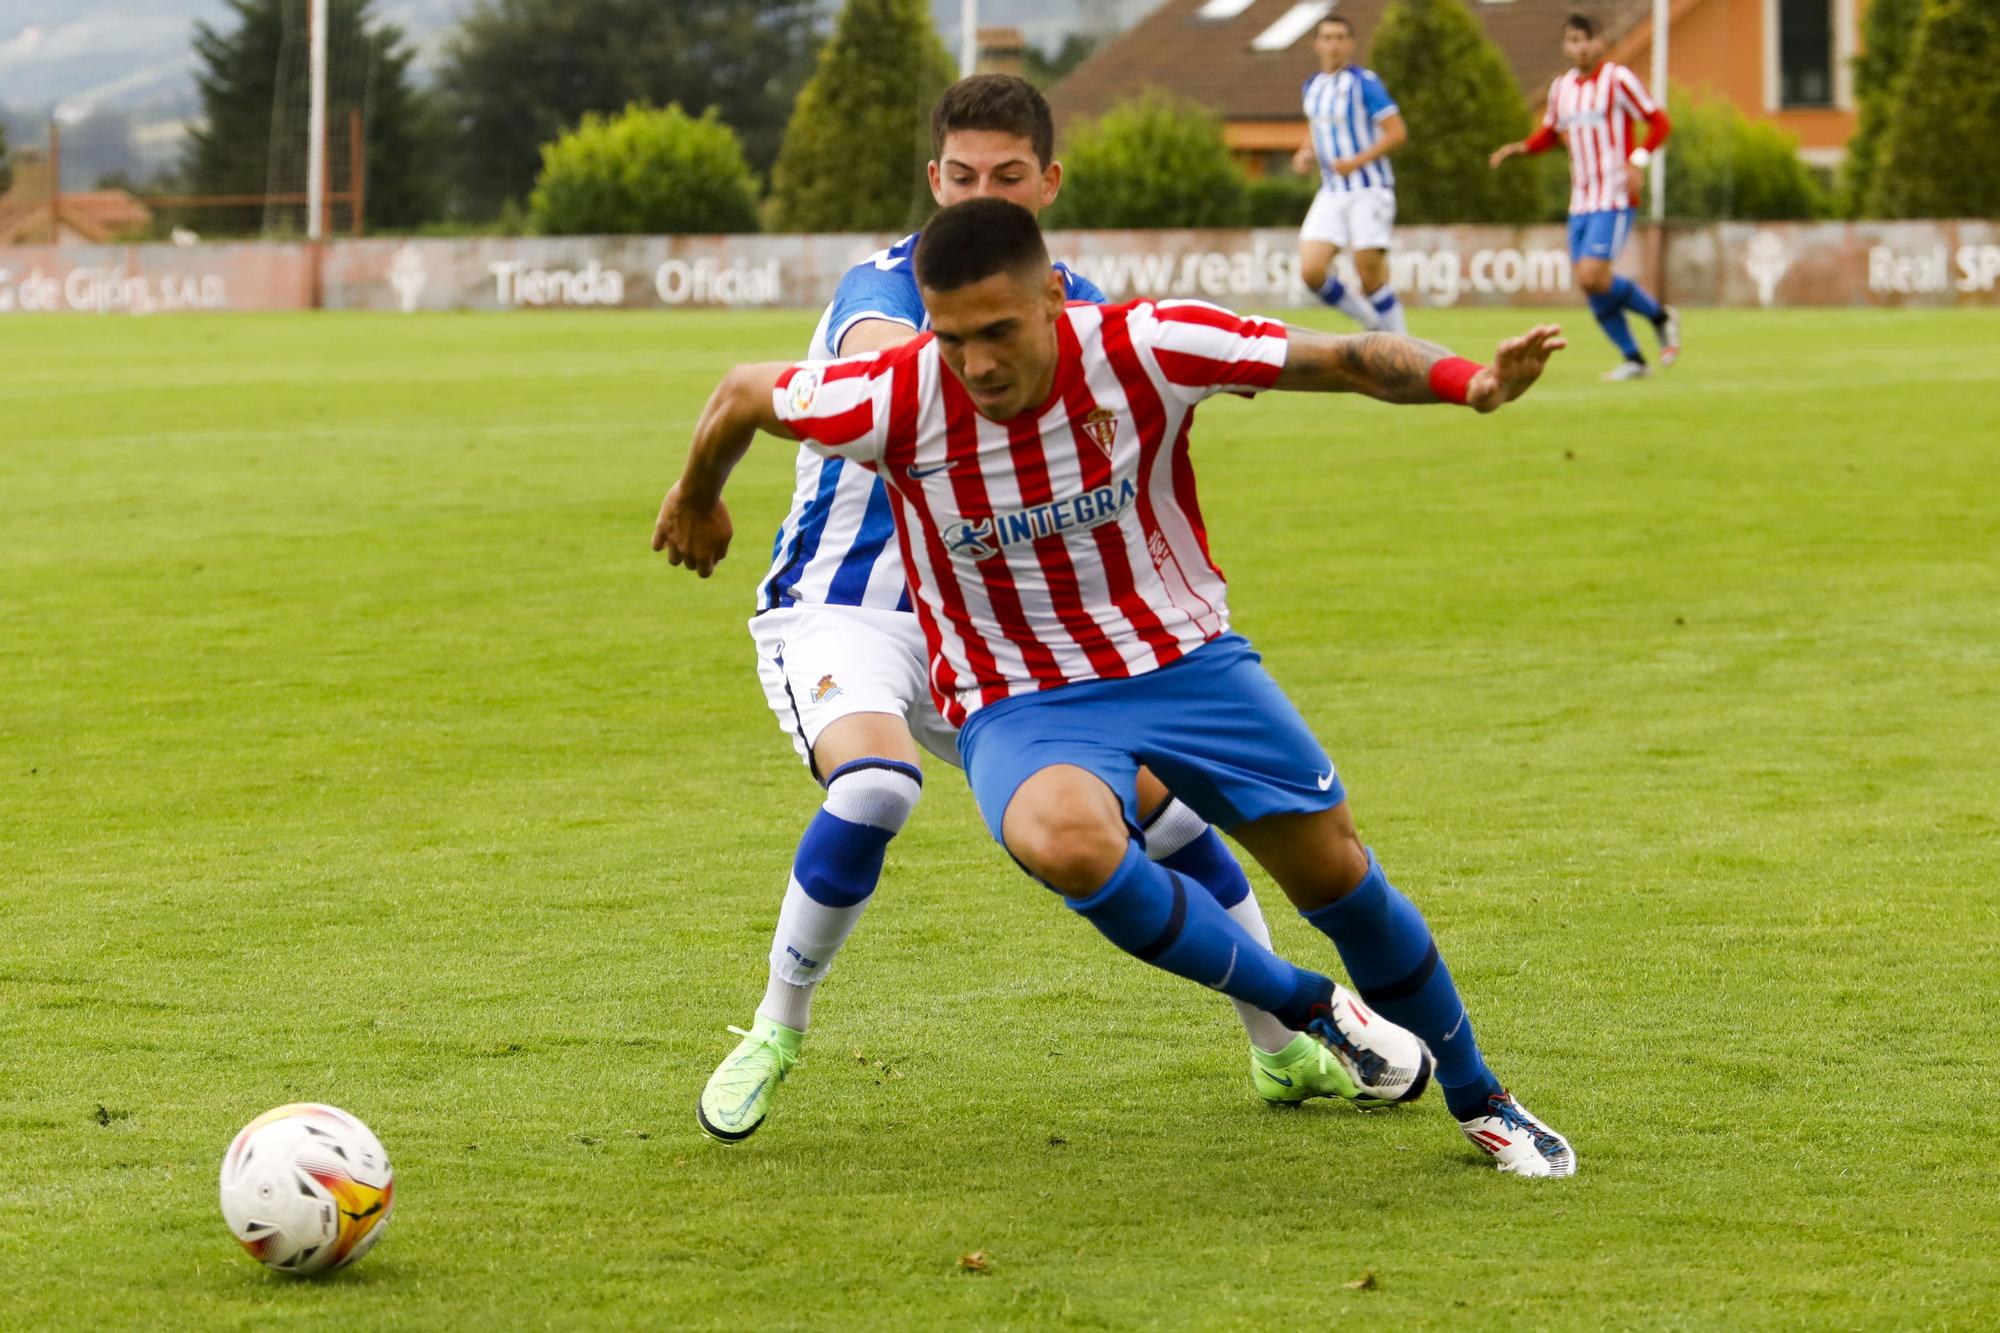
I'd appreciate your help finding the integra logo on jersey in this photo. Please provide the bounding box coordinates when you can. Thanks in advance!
[943,477,1139,560]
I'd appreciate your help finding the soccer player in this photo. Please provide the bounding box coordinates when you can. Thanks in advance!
[1291,14,1409,333]
[656,198,1579,1177]
[701,76,1385,1145]
[1489,12,1680,381]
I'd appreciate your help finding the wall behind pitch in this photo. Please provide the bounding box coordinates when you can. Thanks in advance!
[0,243,313,315]
[3,223,1997,315]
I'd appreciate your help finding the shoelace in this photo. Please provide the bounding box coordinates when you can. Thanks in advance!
[724,1025,798,1075]
[1306,1012,1391,1084]
[1490,1095,1563,1157]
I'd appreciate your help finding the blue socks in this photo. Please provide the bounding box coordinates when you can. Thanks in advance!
[1156,826,1250,910]
[1301,851,1501,1120]
[1587,289,1643,361]
[1315,273,1351,307]
[789,759,923,907]
[1068,842,1326,1029]
[1612,274,1663,323]
[1590,277,1667,361]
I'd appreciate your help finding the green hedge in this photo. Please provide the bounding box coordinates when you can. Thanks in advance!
[529,104,759,235]
[1046,91,1250,229]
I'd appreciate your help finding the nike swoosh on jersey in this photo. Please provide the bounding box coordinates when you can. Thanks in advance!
[1316,766,1336,791]
[907,461,954,479]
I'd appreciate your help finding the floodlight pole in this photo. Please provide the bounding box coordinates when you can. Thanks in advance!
[307,0,329,241]
[1650,0,1667,223]
[960,0,978,78]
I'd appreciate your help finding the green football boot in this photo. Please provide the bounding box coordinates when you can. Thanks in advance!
[1251,985,1433,1110]
[697,1016,802,1143]
[1251,1032,1366,1105]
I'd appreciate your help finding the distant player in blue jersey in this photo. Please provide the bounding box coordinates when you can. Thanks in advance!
[1292,14,1410,333]
[697,76,1391,1142]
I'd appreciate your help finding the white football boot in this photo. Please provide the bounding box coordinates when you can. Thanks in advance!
[1601,359,1651,382]
[1300,985,1435,1106]
[1457,1090,1577,1177]
[1657,305,1681,367]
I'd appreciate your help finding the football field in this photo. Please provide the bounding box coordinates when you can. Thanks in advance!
[3,306,1996,1329]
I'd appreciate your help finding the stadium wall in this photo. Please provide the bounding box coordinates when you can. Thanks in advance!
[3,223,1997,316]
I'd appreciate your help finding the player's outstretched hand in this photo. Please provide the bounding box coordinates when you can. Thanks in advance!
[653,482,732,578]
[1467,324,1566,412]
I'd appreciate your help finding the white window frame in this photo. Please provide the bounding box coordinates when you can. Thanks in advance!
[1765,0,1856,111]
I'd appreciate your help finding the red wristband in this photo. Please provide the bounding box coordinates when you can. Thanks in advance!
[1428,356,1483,406]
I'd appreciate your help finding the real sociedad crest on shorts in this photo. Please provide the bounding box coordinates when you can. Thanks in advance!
[1082,407,1118,457]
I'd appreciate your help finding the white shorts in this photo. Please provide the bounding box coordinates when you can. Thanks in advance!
[749,604,961,776]
[1300,185,1396,253]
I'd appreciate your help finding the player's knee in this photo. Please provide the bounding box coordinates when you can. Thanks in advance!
[1299,257,1329,290]
[1005,799,1127,895]
[822,758,924,836]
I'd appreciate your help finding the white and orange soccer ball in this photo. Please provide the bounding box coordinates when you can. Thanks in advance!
[218,1103,394,1275]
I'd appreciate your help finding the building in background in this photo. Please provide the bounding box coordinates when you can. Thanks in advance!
[1049,0,1866,172]
[0,148,153,245]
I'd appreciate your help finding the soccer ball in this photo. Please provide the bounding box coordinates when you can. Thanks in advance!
[218,1103,394,1275]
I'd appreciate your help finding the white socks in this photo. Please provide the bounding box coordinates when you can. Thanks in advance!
[755,760,923,1034]
[1223,891,1301,1054]
[759,875,867,1031]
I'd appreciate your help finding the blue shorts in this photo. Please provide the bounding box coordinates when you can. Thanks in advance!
[955,633,1345,845]
[1568,208,1635,263]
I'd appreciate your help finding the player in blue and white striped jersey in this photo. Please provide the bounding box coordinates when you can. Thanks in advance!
[697,77,1356,1144]
[753,232,1103,618]
[1291,14,1410,333]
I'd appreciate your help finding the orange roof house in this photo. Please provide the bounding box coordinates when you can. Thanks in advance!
[1049,0,1867,171]
[0,150,155,245]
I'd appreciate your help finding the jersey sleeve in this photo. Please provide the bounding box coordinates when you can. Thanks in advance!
[1060,265,1109,305]
[821,257,926,357]
[1361,72,1399,123]
[1611,64,1660,119]
[771,355,895,466]
[1132,300,1290,406]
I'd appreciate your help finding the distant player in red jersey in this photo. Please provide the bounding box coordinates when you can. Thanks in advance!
[1490,12,1680,381]
[656,199,1577,1175]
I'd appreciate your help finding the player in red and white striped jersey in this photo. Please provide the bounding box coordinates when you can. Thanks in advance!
[1491,12,1680,381]
[655,200,1578,1175]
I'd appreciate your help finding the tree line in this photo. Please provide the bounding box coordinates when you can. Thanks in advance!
[9,0,1985,237]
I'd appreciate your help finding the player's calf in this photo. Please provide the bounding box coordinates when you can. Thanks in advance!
[763,757,924,1027]
[700,756,923,1143]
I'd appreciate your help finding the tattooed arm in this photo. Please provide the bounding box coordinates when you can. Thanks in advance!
[1273,323,1566,413]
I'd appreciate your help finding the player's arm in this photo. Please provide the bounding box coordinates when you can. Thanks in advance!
[1618,70,1672,190]
[837,318,920,356]
[1492,85,1562,167]
[652,362,796,578]
[1336,112,1407,174]
[1489,123,1559,168]
[1274,325,1566,413]
[1338,78,1407,174]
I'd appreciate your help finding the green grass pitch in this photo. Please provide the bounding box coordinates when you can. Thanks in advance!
[3,306,1996,1329]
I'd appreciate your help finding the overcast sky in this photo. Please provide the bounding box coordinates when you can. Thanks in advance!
[0,1,1155,117]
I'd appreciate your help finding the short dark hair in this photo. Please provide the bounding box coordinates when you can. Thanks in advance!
[1317,14,1353,34]
[913,198,1050,294]
[930,74,1057,168]
[1564,12,1599,36]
